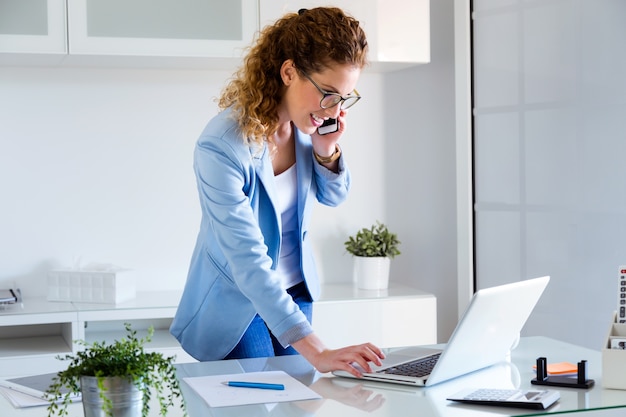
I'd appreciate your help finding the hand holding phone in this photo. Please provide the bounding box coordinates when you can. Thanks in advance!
[317,118,339,135]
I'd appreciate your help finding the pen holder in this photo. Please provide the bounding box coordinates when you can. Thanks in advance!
[531,357,594,389]
[602,312,626,390]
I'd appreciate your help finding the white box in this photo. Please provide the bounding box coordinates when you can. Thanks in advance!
[47,269,136,304]
[602,312,626,390]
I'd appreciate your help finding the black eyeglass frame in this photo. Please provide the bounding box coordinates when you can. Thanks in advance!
[301,72,362,110]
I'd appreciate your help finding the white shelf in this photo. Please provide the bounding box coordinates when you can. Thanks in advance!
[0,314,77,376]
[0,292,190,378]
[0,285,436,377]
[0,334,72,358]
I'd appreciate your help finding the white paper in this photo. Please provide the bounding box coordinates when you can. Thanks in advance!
[183,370,321,408]
[0,386,52,408]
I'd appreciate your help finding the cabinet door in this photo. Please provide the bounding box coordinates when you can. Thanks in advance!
[259,0,430,68]
[0,0,67,54]
[67,0,258,58]
[313,298,437,349]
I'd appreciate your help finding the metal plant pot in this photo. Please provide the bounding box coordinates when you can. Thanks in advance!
[80,376,144,417]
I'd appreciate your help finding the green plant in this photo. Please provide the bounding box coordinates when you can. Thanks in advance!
[344,221,401,259]
[46,323,187,417]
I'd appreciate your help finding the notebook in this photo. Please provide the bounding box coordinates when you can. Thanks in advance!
[0,372,80,401]
[333,276,550,387]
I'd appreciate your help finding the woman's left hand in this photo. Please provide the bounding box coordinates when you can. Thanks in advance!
[311,109,347,157]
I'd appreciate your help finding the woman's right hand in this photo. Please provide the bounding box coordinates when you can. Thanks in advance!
[292,333,385,377]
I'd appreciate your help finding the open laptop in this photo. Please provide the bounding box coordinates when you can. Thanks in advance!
[333,276,550,387]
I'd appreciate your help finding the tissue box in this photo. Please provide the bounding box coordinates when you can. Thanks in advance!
[47,269,136,304]
[602,312,626,390]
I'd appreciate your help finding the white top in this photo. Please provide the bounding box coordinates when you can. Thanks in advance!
[274,164,303,290]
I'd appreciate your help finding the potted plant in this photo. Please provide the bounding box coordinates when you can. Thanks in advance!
[46,323,187,417]
[344,221,401,290]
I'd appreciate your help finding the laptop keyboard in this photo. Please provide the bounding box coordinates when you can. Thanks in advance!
[378,352,442,377]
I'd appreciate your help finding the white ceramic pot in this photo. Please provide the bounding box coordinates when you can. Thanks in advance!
[353,256,391,290]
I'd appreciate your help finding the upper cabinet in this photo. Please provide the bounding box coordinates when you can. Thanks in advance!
[0,0,429,71]
[259,0,431,71]
[0,0,67,63]
[0,0,257,68]
[67,0,257,59]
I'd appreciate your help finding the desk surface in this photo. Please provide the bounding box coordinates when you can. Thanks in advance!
[2,336,626,417]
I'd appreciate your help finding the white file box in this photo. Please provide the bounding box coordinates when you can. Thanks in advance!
[47,268,136,304]
[602,312,626,390]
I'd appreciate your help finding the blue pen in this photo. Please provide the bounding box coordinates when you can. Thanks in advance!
[221,381,285,390]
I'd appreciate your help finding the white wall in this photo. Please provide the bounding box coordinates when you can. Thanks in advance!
[0,67,221,293]
[0,0,459,343]
[383,0,458,341]
[0,65,388,294]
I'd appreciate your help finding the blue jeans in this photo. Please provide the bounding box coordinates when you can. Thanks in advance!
[224,281,312,359]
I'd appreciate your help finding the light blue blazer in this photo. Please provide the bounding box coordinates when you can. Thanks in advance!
[170,108,351,361]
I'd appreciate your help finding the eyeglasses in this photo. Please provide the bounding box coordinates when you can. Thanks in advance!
[301,72,361,110]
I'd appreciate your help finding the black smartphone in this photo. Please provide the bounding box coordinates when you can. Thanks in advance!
[317,118,339,135]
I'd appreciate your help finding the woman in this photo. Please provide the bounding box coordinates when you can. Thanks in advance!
[171,7,384,377]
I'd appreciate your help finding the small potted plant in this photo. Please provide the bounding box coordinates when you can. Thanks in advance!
[46,323,187,417]
[344,221,401,290]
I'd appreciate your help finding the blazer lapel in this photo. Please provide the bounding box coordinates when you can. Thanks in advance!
[253,144,278,204]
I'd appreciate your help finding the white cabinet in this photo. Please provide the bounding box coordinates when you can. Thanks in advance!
[0,0,67,63]
[0,299,77,377]
[313,283,437,348]
[73,292,197,365]
[0,292,194,378]
[67,0,258,59]
[0,285,436,378]
[0,0,258,67]
[259,0,431,71]
[1,0,429,70]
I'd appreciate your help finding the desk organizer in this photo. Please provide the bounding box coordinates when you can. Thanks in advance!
[47,269,136,304]
[602,312,626,390]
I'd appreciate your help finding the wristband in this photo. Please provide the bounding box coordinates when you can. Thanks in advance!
[314,144,341,164]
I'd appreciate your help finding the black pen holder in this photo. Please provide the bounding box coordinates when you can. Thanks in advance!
[531,357,594,389]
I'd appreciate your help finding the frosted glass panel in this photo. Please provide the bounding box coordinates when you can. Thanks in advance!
[86,0,242,40]
[579,107,626,211]
[581,2,626,100]
[0,0,48,35]
[524,108,578,207]
[525,212,575,283]
[474,211,521,289]
[473,0,626,350]
[472,10,518,107]
[474,112,520,205]
[523,3,578,104]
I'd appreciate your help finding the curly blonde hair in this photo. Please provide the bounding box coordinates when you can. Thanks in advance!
[218,7,368,146]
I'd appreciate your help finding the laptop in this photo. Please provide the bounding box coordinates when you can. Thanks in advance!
[333,276,550,387]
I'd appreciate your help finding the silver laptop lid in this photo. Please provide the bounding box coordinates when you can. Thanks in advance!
[425,276,550,385]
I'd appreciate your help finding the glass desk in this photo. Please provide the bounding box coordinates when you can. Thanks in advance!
[2,336,625,416]
[174,336,626,417]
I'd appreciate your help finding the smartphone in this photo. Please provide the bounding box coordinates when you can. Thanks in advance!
[317,118,339,135]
